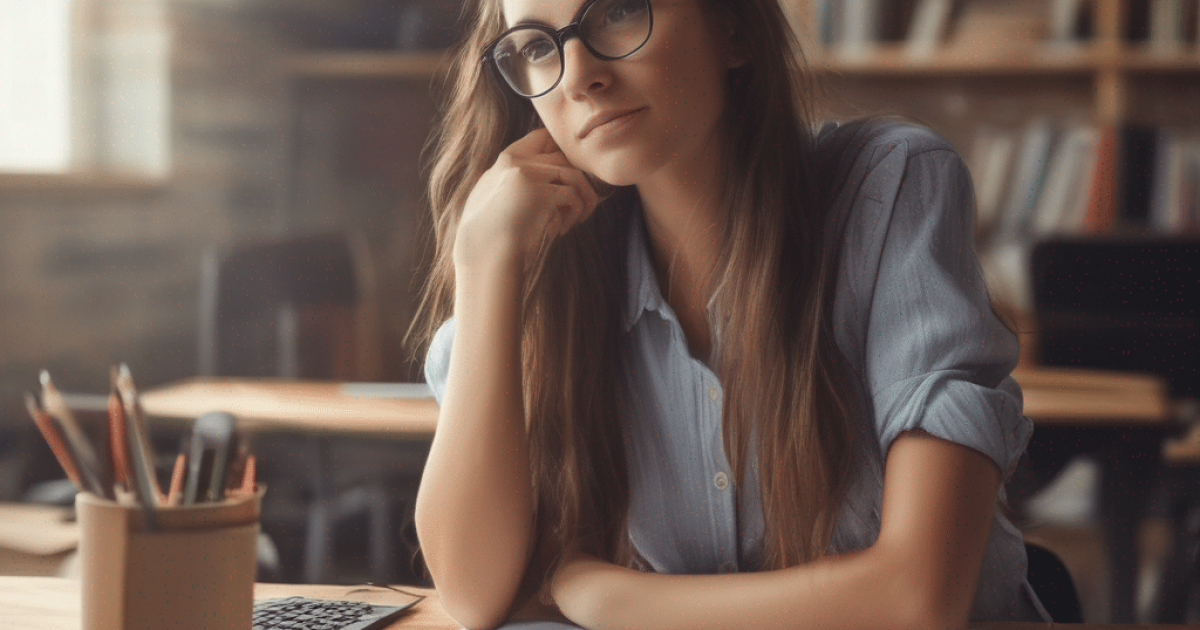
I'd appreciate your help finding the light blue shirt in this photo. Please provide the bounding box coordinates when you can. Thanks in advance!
[424,119,1051,624]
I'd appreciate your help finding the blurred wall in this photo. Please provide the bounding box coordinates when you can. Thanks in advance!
[0,0,438,497]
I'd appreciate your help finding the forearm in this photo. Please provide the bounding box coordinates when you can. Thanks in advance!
[562,546,951,630]
[556,435,998,630]
[554,544,936,628]
[415,257,534,629]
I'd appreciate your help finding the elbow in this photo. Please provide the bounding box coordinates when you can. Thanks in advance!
[439,593,512,630]
[414,510,520,630]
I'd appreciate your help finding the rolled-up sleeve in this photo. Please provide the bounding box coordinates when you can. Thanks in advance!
[423,317,456,406]
[857,140,1031,480]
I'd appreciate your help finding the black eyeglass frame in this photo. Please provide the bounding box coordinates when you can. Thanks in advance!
[480,0,655,99]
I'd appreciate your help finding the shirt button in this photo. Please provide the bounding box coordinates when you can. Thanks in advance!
[719,561,737,573]
[709,386,719,400]
[713,471,729,490]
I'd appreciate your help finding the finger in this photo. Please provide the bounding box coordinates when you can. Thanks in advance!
[505,127,557,158]
[532,149,572,168]
[546,183,589,236]
[521,163,601,211]
[533,163,601,211]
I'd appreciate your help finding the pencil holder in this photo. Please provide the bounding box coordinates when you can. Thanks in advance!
[76,488,263,630]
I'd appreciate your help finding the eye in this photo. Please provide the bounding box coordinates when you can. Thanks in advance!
[521,38,557,63]
[598,0,646,25]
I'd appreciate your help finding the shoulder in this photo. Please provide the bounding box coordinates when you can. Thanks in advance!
[813,117,963,206]
[813,117,973,241]
[423,317,456,404]
[814,117,957,172]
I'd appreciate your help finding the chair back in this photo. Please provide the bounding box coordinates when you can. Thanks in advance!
[1030,237,1200,399]
[1025,542,1084,623]
[198,232,377,380]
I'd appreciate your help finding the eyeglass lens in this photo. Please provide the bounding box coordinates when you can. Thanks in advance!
[493,0,651,97]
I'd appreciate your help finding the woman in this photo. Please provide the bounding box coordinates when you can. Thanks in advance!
[409,0,1051,628]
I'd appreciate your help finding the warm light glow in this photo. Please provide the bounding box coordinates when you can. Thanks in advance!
[0,0,72,172]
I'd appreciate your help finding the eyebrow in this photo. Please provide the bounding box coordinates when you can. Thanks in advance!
[507,0,587,29]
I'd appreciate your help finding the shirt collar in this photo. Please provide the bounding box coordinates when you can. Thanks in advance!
[623,209,666,332]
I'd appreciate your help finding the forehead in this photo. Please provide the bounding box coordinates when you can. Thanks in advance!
[501,0,584,27]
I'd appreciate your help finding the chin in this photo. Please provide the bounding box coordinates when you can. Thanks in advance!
[582,154,653,188]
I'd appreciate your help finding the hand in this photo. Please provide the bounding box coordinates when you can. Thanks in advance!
[454,128,602,278]
[550,553,638,629]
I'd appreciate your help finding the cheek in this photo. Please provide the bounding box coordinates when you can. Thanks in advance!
[532,104,574,150]
[643,33,726,114]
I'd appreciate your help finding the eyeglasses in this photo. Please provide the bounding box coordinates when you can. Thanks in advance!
[481,0,653,99]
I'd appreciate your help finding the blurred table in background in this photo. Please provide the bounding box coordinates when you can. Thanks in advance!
[140,378,437,439]
[1010,365,1184,623]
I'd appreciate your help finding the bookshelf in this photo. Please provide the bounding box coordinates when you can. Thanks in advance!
[792,0,1200,319]
[273,0,1200,319]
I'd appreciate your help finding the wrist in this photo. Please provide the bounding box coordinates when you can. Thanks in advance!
[552,555,641,630]
[453,212,527,275]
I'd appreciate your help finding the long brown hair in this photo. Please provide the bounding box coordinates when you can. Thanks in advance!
[409,0,858,605]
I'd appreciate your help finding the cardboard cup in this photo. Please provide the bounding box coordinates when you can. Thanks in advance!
[77,488,262,630]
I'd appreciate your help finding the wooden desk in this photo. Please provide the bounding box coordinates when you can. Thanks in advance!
[1013,365,1172,425]
[0,576,452,630]
[135,369,1178,622]
[136,367,1171,435]
[134,379,438,584]
[1011,366,1179,624]
[139,378,438,439]
[2,575,1188,630]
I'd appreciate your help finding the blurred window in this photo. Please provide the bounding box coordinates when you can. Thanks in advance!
[0,0,171,178]
[0,0,73,172]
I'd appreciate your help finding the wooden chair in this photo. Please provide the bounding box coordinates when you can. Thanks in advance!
[1026,542,1084,623]
[1029,237,1200,622]
[197,231,416,584]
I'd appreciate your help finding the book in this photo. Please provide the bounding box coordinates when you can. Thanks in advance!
[1179,140,1200,233]
[1125,0,1152,41]
[946,0,1045,51]
[1047,0,1090,45]
[995,117,1056,242]
[812,0,835,47]
[1079,125,1119,233]
[1118,124,1160,229]
[1149,130,1185,233]
[904,0,956,57]
[969,125,1018,237]
[878,0,920,42]
[1149,0,1188,50]
[837,0,883,57]
[1032,124,1099,236]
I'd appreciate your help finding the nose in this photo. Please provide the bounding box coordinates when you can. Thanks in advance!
[558,37,611,98]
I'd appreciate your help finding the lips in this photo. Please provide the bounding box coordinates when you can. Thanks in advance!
[578,107,645,139]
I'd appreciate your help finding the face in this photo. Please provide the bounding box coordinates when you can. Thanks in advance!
[499,0,736,187]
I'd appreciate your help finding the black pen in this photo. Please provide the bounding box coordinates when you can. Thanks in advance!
[183,411,238,504]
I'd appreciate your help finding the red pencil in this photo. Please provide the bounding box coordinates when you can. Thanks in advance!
[108,371,130,492]
[25,393,85,493]
[232,455,256,498]
[167,453,186,506]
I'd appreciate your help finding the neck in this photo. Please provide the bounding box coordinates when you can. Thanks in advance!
[635,143,727,361]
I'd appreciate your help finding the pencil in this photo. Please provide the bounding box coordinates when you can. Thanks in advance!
[25,393,85,492]
[116,363,164,507]
[40,371,110,497]
[238,454,256,497]
[108,369,129,492]
[167,453,186,506]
